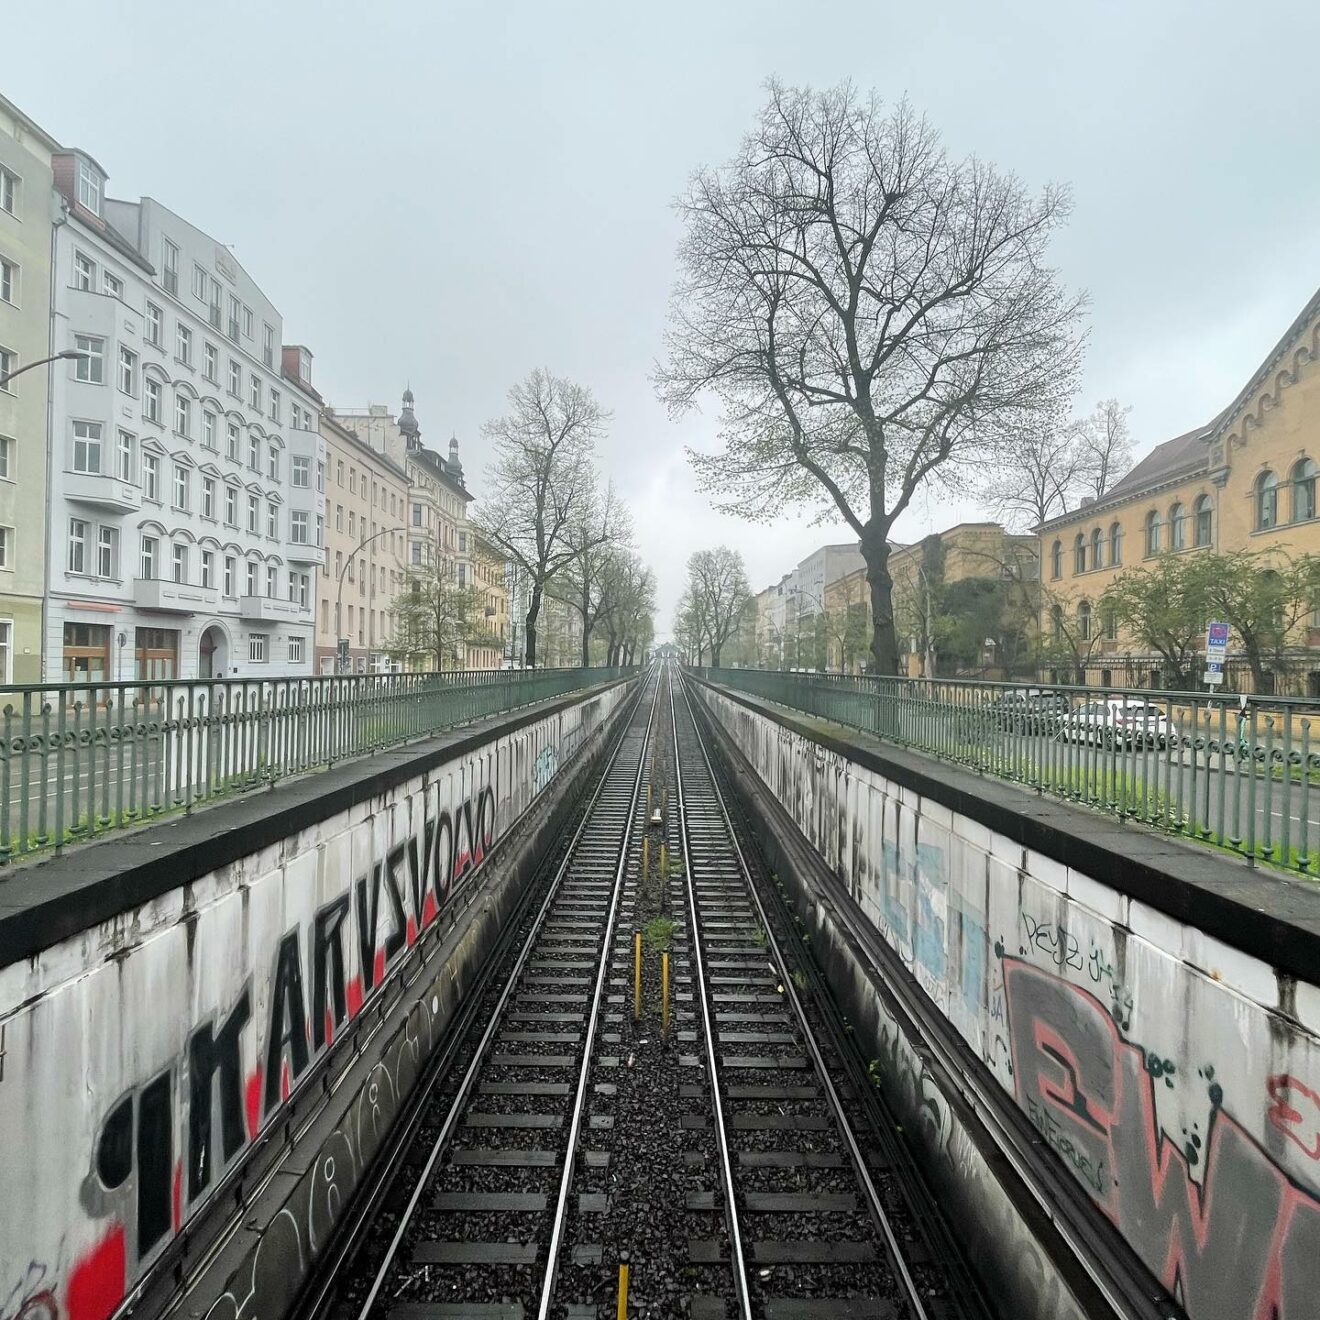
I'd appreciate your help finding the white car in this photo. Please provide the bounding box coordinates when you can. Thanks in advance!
[1060,699,1178,749]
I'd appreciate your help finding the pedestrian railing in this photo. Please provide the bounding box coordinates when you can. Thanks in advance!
[0,666,632,865]
[693,667,1320,878]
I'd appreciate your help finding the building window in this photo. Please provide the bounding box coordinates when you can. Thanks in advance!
[74,251,96,291]
[249,374,262,411]
[143,377,161,423]
[0,256,16,305]
[335,503,343,532]
[161,238,179,295]
[242,305,254,338]
[146,302,163,348]
[203,342,218,383]
[223,556,235,596]
[1144,508,1162,556]
[176,323,192,366]
[140,535,158,579]
[0,166,15,216]
[77,161,101,216]
[1169,502,1186,550]
[118,346,137,396]
[173,464,189,510]
[266,563,277,598]
[116,430,134,481]
[174,394,191,437]
[245,561,258,596]
[143,453,160,501]
[1256,470,1279,530]
[228,295,241,342]
[269,388,280,422]
[1292,460,1318,523]
[0,525,10,569]
[248,634,267,663]
[192,263,208,301]
[203,411,217,450]
[227,422,240,461]
[268,448,279,481]
[202,476,215,519]
[317,461,325,492]
[291,511,309,544]
[348,510,356,538]
[245,493,258,534]
[411,541,422,565]
[1089,527,1102,571]
[1078,600,1092,641]
[0,346,13,392]
[292,456,310,488]
[97,526,118,579]
[72,420,103,473]
[1073,533,1086,575]
[1193,493,1213,545]
[201,550,214,588]
[267,501,278,538]
[248,434,260,470]
[63,621,110,684]
[316,515,323,546]
[1050,603,1063,637]
[74,335,104,383]
[263,323,275,368]
[288,636,304,663]
[225,486,238,526]
[228,360,242,397]
[172,543,188,583]
[1108,521,1122,566]
[0,435,13,480]
[411,502,422,527]
[103,271,123,300]
[68,518,88,573]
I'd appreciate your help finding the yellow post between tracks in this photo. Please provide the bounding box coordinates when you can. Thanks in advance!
[661,951,670,1037]
[633,931,642,1019]
[616,1261,630,1318]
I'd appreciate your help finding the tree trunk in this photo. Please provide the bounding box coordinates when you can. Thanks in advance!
[581,624,592,668]
[860,525,899,675]
[525,584,542,669]
[711,643,722,666]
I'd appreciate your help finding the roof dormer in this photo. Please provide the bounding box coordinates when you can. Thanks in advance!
[52,149,109,229]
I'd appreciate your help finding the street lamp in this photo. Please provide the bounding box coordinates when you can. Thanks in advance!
[336,524,405,674]
[0,349,87,389]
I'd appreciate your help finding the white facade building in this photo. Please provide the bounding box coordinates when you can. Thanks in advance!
[45,150,324,682]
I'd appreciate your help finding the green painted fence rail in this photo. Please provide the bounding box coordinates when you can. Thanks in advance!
[694,666,1320,878]
[0,666,633,865]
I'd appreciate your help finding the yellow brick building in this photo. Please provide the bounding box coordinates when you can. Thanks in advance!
[1038,285,1320,691]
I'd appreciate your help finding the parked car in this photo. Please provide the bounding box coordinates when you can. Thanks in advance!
[1059,699,1178,749]
[988,688,1071,734]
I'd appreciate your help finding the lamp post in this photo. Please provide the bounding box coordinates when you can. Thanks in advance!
[0,349,87,389]
[336,524,404,674]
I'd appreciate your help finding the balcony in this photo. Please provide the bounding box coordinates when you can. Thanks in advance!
[239,594,306,623]
[135,578,219,614]
[66,470,142,513]
[286,538,326,568]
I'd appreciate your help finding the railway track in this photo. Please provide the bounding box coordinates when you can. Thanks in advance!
[312,662,985,1320]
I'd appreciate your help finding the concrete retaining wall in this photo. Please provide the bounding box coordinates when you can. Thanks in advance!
[0,678,632,1320]
[693,678,1320,1320]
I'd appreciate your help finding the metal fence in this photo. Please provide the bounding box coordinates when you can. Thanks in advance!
[694,667,1320,877]
[0,666,631,865]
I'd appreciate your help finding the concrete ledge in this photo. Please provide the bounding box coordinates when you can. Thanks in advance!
[0,676,630,967]
[695,676,1320,985]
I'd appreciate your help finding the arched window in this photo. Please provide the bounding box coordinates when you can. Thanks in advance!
[1256,470,1279,530]
[1050,539,1062,580]
[1193,493,1213,546]
[1078,600,1092,641]
[1103,607,1118,640]
[1051,603,1063,636]
[1090,527,1103,571]
[1145,509,1162,556]
[1074,533,1086,574]
[1109,521,1123,566]
[1169,502,1186,550]
[1293,458,1318,523]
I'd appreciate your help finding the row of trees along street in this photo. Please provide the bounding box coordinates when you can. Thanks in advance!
[659,80,1085,676]
[674,547,753,666]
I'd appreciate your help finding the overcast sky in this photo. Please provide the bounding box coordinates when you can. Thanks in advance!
[10,1,1319,637]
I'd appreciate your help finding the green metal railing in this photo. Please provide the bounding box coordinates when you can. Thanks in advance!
[694,666,1320,878]
[0,666,632,865]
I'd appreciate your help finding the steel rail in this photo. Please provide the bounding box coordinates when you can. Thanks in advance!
[667,662,754,1320]
[354,671,660,1320]
[533,670,664,1318]
[676,668,933,1320]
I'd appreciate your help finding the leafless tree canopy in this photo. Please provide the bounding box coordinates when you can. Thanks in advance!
[679,546,752,666]
[550,482,631,665]
[658,79,1085,671]
[475,368,611,666]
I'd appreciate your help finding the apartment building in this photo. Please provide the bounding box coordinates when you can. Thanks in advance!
[316,407,409,673]
[0,96,60,683]
[464,529,509,670]
[46,148,323,682]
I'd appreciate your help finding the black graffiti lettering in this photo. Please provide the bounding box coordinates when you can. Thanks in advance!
[96,1093,134,1190]
[137,1070,173,1254]
[409,820,435,928]
[187,988,251,1199]
[264,930,309,1115]
[432,811,454,903]
[382,841,408,963]
[313,894,350,1050]
[355,866,381,993]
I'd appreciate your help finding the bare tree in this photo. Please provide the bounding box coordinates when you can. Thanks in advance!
[658,80,1084,673]
[550,483,630,666]
[386,562,483,672]
[1073,397,1133,502]
[980,411,1081,531]
[601,552,656,665]
[476,369,610,667]
[684,547,752,667]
